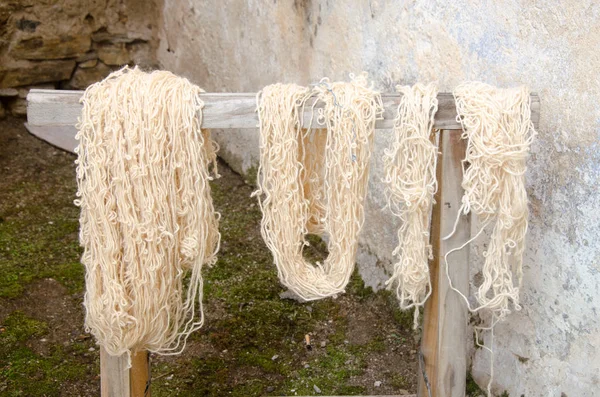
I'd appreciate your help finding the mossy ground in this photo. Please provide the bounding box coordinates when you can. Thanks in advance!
[0,117,418,396]
[0,117,97,396]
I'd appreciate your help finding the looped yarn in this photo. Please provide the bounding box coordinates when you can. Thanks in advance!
[453,82,536,316]
[448,82,536,395]
[254,75,383,301]
[382,83,439,328]
[75,67,220,362]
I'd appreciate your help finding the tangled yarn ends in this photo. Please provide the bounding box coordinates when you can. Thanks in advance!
[75,67,220,361]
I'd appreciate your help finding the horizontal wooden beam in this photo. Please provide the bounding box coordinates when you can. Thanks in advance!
[25,124,78,153]
[26,89,540,153]
[27,89,540,129]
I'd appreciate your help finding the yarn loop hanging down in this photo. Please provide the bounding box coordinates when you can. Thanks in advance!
[449,82,536,321]
[254,74,383,301]
[446,82,536,396]
[75,67,221,361]
[382,83,439,327]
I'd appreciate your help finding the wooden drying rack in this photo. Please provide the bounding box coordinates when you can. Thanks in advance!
[26,89,540,397]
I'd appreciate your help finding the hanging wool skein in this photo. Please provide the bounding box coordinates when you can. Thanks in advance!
[254,74,383,301]
[446,82,536,394]
[75,67,221,362]
[382,83,439,328]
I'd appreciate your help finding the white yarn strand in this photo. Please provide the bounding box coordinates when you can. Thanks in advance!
[449,82,536,395]
[254,74,383,301]
[382,83,439,328]
[75,67,221,362]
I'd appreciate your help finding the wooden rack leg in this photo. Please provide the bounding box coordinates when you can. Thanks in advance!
[418,130,470,397]
[101,348,150,397]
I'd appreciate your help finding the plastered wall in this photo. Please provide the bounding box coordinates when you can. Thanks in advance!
[156,1,600,395]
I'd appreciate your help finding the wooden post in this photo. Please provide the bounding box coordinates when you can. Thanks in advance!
[418,130,470,397]
[130,351,151,397]
[101,348,150,397]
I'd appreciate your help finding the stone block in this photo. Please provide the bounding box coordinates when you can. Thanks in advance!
[17,83,55,99]
[68,61,112,90]
[11,34,91,60]
[8,97,27,117]
[0,60,76,88]
[0,88,18,97]
[76,51,98,63]
[97,42,130,66]
[92,31,137,44]
[78,59,98,69]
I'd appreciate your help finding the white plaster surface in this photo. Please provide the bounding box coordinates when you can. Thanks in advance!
[156,1,600,395]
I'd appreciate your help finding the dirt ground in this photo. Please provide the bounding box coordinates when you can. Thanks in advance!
[0,116,420,396]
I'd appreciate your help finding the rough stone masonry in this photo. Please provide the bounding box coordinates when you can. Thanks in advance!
[0,0,160,118]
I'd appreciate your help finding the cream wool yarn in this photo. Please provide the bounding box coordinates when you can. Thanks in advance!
[75,67,220,360]
[382,83,439,328]
[448,81,535,321]
[446,82,536,395]
[254,75,383,301]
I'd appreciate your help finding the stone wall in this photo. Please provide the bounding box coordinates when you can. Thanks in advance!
[156,1,600,396]
[0,0,159,118]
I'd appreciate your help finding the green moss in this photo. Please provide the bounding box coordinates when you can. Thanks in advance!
[346,270,374,300]
[1,347,85,396]
[48,261,85,294]
[231,381,264,397]
[0,312,89,396]
[390,373,410,389]
[366,335,386,353]
[244,165,259,186]
[0,180,82,298]
[236,348,288,374]
[284,345,366,395]
[0,311,48,349]
[466,371,485,396]
[385,291,418,331]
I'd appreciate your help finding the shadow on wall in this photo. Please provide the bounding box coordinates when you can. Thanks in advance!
[0,0,160,119]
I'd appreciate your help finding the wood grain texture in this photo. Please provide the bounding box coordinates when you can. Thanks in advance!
[25,123,78,153]
[418,130,470,397]
[100,347,130,397]
[100,349,150,397]
[130,351,150,397]
[27,89,541,130]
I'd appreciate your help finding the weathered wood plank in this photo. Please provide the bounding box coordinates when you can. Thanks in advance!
[418,130,470,397]
[25,123,78,153]
[130,351,150,397]
[100,349,150,397]
[27,89,541,130]
[101,347,130,397]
